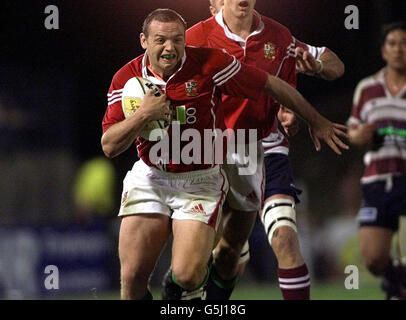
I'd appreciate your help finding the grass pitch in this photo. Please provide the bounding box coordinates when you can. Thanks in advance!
[58,278,383,300]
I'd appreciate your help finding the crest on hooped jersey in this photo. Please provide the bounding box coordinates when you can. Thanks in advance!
[264,42,276,61]
[185,80,198,97]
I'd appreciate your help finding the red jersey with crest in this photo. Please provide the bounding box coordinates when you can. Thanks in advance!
[187,10,327,155]
[102,46,268,173]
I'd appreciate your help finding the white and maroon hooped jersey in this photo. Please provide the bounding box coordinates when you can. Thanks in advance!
[187,9,327,156]
[102,46,268,173]
[347,68,406,184]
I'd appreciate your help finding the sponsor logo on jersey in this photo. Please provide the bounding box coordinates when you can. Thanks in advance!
[357,207,378,222]
[185,80,198,97]
[264,42,276,61]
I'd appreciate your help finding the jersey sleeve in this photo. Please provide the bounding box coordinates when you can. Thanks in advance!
[213,51,268,101]
[294,37,328,60]
[102,67,129,133]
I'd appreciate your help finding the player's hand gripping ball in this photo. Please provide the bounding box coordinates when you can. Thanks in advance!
[121,77,171,141]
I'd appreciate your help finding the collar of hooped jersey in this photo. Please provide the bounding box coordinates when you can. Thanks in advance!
[377,67,406,98]
[214,8,264,46]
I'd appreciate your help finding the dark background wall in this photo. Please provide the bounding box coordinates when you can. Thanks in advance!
[1,0,405,220]
[1,0,406,298]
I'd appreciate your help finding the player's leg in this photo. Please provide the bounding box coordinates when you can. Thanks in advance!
[358,226,401,299]
[264,194,304,265]
[397,217,406,295]
[214,210,255,277]
[119,214,171,299]
[167,219,216,299]
[118,159,172,300]
[396,216,406,298]
[261,154,310,300]
[358,176,406,299]
[205,209,257,299]
[394,178,406,297]
[398,216,406,267]
[359,226,393,275]
[161,165,228,300]
[204,141,263,299]
[237,241,250,276]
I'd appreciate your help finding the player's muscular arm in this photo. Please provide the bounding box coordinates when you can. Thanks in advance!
[264,74,349,154]
[101,90,171,158]
[318,50,345,80]
[348,123,376,146]
[295,47,345,81]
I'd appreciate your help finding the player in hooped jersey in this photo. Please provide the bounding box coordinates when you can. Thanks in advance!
[101,8,348,300]
[348,22,406,299]
[172,0,345,300]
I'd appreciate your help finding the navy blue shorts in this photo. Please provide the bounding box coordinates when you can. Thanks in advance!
[264,153,302,203]
[358,175,406,231]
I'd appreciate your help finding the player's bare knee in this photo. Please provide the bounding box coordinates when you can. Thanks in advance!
[216,241,241,262]
[172,263,206,290]
[271,226,298,256]
[214,243,241,275]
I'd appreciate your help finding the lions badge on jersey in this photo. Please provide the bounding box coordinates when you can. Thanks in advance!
[264,42,276,61]
[185,80,198,97]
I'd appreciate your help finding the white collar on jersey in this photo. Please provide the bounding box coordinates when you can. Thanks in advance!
[215,8,264,47]
[141,50,187,86]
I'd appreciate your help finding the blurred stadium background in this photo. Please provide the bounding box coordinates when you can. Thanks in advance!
[0,0,405,299]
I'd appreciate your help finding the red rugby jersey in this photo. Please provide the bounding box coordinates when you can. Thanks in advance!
[187,10,327,155]
[102,46,268,172]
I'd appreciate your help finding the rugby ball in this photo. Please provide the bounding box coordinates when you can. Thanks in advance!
[121,77,170,141]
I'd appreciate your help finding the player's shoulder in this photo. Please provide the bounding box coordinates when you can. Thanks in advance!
[187,16,218,46]
[111,55,143,86]
[187,16,217,34]
[261,15,293,41]
[353,69,384,104]
[185,46,232,73]
[354,69,384,98]
[186,45,226,62]
[356,70,382,91]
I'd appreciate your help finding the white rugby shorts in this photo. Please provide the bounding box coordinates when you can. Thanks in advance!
[119,160,229,230]
[223,141,265,212]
